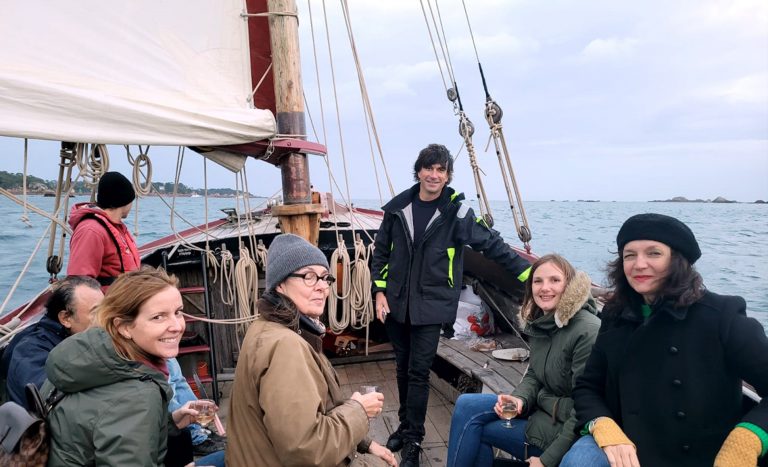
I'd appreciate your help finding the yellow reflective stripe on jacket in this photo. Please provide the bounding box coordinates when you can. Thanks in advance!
[517,266,531,282]
[475,216,489,228]
[447,247,455,287]
[374,280,387,288]
[380,264,388,280]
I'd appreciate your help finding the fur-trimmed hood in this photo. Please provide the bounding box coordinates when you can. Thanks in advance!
[518,270,597,331]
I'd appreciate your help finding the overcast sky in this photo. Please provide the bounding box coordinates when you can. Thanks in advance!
[1,0,766,203]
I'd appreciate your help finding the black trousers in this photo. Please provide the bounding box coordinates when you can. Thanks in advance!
[385,316,442,442]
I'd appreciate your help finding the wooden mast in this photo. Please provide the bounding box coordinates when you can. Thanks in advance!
[267,0,324,245]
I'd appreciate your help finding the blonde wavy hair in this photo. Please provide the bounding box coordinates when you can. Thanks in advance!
[94,266,179,364]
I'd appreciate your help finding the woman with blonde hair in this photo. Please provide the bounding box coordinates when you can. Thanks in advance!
[446,254,600,467]
[42,266,213,466]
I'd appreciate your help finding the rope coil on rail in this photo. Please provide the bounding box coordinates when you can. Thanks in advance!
[327,236,352,334]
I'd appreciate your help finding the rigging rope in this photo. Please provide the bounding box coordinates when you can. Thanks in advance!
[0,223,54,316]
[126,145,153,196]
[46,145,79,279]
[20,139,31,227]
[459,0,533,249]
[75,143,109,188]
[339,0,395,200]
[420,0,495,226]
[348,235,374,354]
[234,246,259,337]
[327,235,352,333]
[219,248,236,307]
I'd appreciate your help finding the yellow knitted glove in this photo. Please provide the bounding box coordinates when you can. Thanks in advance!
[592,417,635,449]
[714,427,761,467]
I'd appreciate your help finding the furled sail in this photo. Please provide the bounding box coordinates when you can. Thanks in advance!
[0,0,276,146]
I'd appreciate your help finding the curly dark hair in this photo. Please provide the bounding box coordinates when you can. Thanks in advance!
[412,144,453,184]
[603,249,704,316]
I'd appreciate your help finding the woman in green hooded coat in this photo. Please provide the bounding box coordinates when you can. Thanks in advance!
[446,254,600,467]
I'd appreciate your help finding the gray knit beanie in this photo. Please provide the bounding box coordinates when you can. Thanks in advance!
[265,234,329,292]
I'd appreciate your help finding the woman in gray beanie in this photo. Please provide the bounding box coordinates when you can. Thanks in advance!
[226,234,396,467]
[562,213,768,467]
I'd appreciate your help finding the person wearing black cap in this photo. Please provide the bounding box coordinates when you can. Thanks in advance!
[226,234,396,467]
[67,171,141,286]
[561,213,768,467]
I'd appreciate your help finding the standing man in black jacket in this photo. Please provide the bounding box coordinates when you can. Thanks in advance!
[371,144,531,466]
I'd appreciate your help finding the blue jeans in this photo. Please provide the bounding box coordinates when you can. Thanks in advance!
[168,358,208,445]
[446,393,542,467]
[560,435,610,467]
[195,449,225,467]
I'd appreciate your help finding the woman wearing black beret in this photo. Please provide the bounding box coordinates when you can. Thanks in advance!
[561,213,768,467]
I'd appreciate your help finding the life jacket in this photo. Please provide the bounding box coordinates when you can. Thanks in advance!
[80,211,141,285]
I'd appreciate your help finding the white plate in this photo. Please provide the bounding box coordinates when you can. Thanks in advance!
[492,348,530,361]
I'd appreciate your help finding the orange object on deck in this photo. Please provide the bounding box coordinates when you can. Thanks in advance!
[196,360,210,378]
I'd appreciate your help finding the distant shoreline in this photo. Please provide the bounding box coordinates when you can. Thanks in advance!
[649,196,766,204]
[3,189,264,199]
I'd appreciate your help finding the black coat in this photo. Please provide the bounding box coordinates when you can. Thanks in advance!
[371,184,530,325]
[573,291,768,467]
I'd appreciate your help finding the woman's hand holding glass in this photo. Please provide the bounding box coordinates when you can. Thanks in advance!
[351,390,384,418]
[172,399,219,429]
[494,394,524,420]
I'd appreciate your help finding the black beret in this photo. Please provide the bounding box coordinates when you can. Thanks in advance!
[617,213,701,263]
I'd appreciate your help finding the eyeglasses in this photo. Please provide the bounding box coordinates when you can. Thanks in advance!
[288,271,336,287]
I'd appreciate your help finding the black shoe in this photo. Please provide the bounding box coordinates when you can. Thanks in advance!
[192,437,225,456]
[400,441,422,467]
[206,432,227,445]
[385,427,406,452]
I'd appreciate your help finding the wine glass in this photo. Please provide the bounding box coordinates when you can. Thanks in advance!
[360,385,381,419]
[194,399,215,427]
[500,400,518,429]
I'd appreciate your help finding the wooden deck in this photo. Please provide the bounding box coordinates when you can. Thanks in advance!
[216,333,529,466]
[336,359,454,466]
[334,332,530,466]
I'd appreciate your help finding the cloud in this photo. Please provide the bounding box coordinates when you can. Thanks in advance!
[709,73,768,104]
[579,37,640,61]
[447,33,540,60]
[363,61,441,97]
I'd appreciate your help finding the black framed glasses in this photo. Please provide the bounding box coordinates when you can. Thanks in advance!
[288,271,336,287]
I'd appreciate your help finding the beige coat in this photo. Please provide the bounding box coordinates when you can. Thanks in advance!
[226,301,371,467]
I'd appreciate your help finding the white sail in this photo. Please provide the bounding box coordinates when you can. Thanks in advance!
[0,0,275,146]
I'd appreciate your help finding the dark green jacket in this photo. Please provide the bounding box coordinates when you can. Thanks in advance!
[371,184,530,325]
[513,271,600,467]
[42,327,173,466]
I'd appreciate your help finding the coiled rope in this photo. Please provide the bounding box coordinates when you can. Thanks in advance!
[349,235,373,330]
[75,143,109,189]
[327,236,352,333]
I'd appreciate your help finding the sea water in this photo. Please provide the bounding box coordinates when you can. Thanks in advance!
[1,196,765,330]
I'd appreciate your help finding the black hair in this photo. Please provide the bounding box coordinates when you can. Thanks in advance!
[604,249,704,316]
[412,144,453,184]
[45,275,102,322]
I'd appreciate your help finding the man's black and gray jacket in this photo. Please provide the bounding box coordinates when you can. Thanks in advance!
[371,184,531,325]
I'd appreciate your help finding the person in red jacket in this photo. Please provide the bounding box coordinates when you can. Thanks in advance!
[67,171,141,286]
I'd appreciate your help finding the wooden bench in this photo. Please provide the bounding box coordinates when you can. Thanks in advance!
[436,332,529,395]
